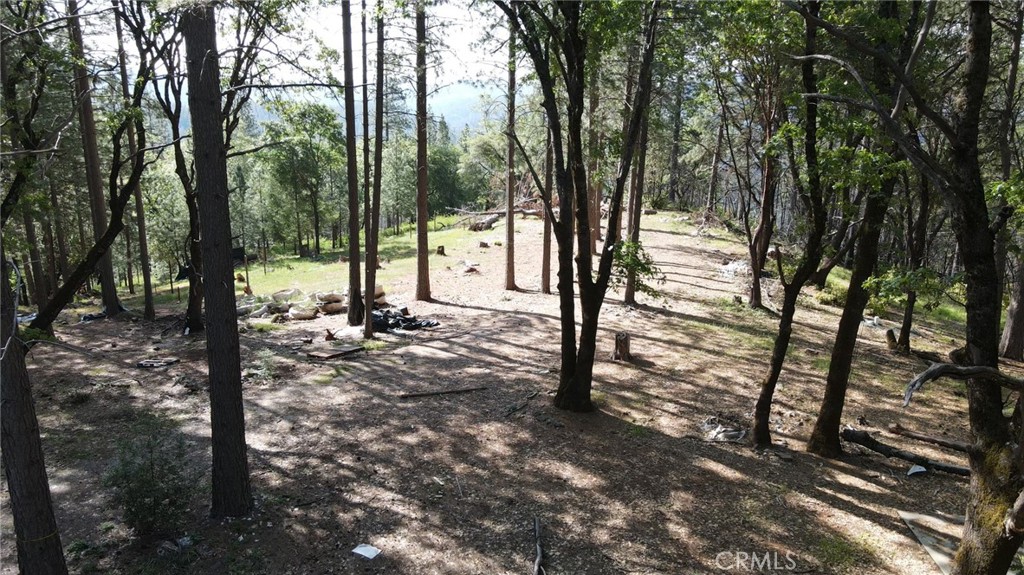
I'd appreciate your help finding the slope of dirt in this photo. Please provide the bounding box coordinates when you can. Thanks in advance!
[1,212,987,574]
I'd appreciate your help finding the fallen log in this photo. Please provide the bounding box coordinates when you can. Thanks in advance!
[840,428,970,476]
[469,213,502,231]
[887,423,971,453]
[398,386,487,399]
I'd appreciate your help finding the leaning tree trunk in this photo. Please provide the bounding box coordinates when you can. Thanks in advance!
[806,171,894,457]
[752,5,827,448]
[1,253,68,575]
[182,3,253,518]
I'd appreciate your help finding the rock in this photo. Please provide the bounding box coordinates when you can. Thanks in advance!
[320,302,347,315]
[288,306,318,321]
[272,288,303,302]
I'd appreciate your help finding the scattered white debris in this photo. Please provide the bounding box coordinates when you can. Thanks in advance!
[352,543,381,559]
[719,260,751,279]
[907,465,928,476]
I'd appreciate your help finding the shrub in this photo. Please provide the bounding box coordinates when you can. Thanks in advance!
[815,284,847,307]
[611,241,666,299]
[104,431,199,536]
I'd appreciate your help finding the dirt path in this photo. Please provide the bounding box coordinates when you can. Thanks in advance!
[2,213,980,574]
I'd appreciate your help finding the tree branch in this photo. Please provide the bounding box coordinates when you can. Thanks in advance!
[903,363,1024,407]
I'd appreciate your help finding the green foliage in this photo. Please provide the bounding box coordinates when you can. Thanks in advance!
[612,241,666,298]
[862,267,956,316]
[104,427,199,536]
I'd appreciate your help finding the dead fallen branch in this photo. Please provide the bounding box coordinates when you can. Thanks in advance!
[398,386,487,399]
[903,363,1024,406]
[887,423,971,453]
[840,428,970,476]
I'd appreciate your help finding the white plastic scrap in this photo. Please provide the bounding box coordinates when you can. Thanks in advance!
[907,464,928,476]
[352,543,381,559]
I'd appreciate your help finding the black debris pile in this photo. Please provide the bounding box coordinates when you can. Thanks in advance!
[371,309,439,333]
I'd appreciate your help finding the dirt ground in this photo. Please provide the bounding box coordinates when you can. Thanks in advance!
[1,212,992,574]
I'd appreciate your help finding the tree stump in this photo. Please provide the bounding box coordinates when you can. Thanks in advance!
[436,245,446,256]
[612,332,632,361]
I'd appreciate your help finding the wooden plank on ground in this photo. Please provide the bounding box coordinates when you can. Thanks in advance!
[307,345,364,360]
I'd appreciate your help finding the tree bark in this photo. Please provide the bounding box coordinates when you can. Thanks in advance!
[752,5,827,448]
[541,124,553,295]
[47,180,70,279]
[182,3,253,518]
[668,88,683,205]
[342,0,364,325]
[623,108,649,306]
[113,0,152,318]
[22,213,47,309]
[505,23,518,291]
[414,0,431,301]
[68,0,121,317]
[806,164,895,457]
[364,0,385,339]
[2,254,68,575]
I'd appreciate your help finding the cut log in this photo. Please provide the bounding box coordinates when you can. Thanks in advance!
[611,332,632,361]
[840,428,969,476]
[887,423,971,453]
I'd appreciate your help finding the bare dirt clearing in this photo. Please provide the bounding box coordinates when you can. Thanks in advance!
[2,213,987,574]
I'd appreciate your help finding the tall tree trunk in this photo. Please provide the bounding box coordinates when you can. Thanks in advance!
[505,23,518,291]
[586,56,601,253]
[124,215,134,294]
[748,128,777,310]
[668,88,683,205]
[705,122,725,215]
[807,161,896,456]
[42,215,58,298]
[414,0,430,301]
[753,5,827,448]
[185,195,204,334]
[47,180,70,279]
[999,0,1024,358]
[364,0,385,339]
[898,175,930,350]
[343,0,364,325]
[623,109,650,306]
[22,213,47,309]
[541,125,553,295]
[1,254,68,575]
[68,0,121,317]
[113,0,153,319]
[182,3,253,518]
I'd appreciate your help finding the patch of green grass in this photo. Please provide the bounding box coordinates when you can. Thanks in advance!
[922,300,967,325]
[362,339,388,351]
[811,356,831,373]
[250,321,283,333]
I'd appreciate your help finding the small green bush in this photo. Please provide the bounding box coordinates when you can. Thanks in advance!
[104,431,199,536]
[815,284,847,307]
